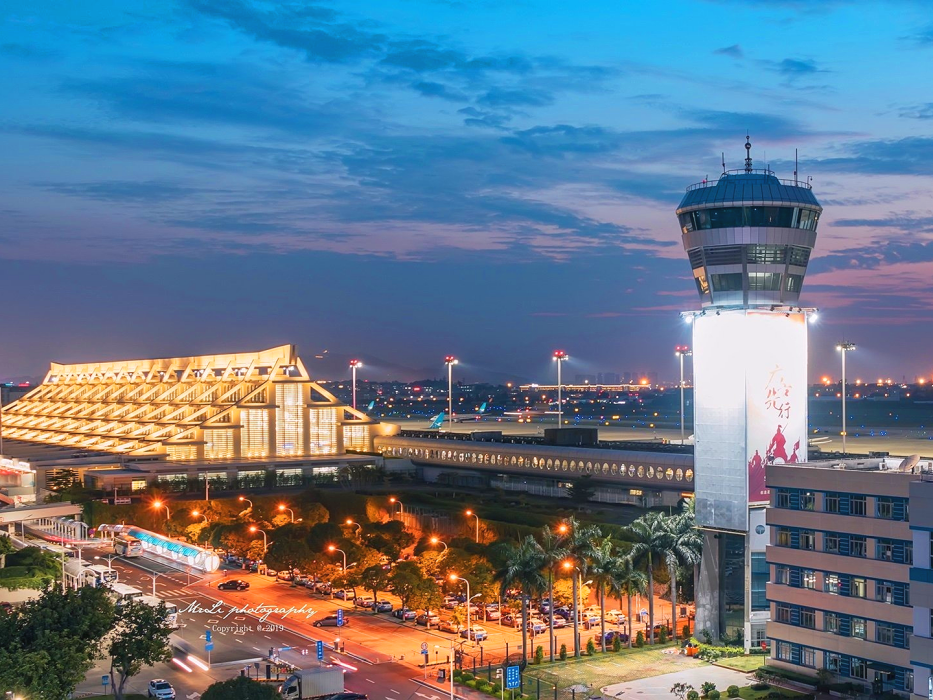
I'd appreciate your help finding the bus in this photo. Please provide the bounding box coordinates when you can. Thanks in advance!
[113,535,143,558]
[138,595,179,628]
[107,582,144,606]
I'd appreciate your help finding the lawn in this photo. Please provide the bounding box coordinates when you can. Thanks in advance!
[81,695,147,699]
[523,644,696,690]
[715,655,767,672]
[736,684,806,699]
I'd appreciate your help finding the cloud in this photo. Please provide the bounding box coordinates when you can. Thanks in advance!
[411,81,468,101]
[714,44,744,58]
[458,107,510,130]
[808,136,933,176]
[478,87,554,107]
[772,58,825,78]
[899,103,933,119]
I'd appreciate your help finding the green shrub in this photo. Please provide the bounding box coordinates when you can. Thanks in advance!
[658,626,668,644]
[707,691,720,700]
[635,631,645,648]
[701,682,717,695]
[476,682,492,692]
[726,686,740,698]
[750,683,769,691]
[612,634,621,652]
[465,680,477,689]
[559,644,567,661]
[490,683,501,694]
[687,692,699,700]
[682,623,691,639]
[585,638,596,656]
[461,673,474,682]
[534,646,544,665]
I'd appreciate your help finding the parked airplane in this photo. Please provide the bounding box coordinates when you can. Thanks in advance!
[452,402,488,422]
[428,412,446,429]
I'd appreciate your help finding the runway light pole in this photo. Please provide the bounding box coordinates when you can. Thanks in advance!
[445,356,458,428]
[328,544,348,573]
[553,351,568,425]
[465,509,480,543]
[674,345,692,445]
[248,526,268,555]
[349,359,362,410]
[836,342,856,455]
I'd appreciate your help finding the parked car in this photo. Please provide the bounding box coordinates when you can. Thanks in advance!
[217,579,250,591]
[265,568,278,578]
[374,599,393,613]
[483,606,501,621]
[394,607,417,621]
[313,614,350,628]
[334,589,355,600]
[582,615,602,630]
[277,571,294,582]
[443,596,459,609]
[460,626,487,641]
[527,619,547,634]
[147,679,176,699]
[314,581,333,594]
[538,599,552,614]
[501,614,521,627]
[603,631,630,644]
[553,606,572,620]
[438,619,464,634]
[550,616,567,629]
[355,596,375,608]
[605,610,626,624]
[416,612,440,628]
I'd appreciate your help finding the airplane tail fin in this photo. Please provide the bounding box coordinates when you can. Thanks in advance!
[367,401,375,411]
[429,412,446,429]
[478,402,487,414]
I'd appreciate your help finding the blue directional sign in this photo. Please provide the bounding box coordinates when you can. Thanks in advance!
[316,641,324,660]
[205,629,212,642]
[337,609,344,627]
[102,675,109,687]
[505,666,520,690]
[205,642,214,652]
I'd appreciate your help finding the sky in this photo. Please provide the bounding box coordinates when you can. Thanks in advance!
[2,0,933,384]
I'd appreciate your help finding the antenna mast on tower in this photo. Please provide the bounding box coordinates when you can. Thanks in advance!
[744,135,753,173]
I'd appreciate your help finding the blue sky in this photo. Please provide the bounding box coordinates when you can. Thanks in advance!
[2,0,933,383]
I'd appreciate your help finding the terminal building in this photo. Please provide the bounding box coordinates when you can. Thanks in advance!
[765,457,932,699]
[0,345,396,497]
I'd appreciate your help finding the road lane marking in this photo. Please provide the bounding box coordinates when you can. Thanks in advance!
[366,679,376,684]
[390,690,399,694]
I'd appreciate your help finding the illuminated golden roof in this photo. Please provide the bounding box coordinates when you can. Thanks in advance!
[1,345,379,458]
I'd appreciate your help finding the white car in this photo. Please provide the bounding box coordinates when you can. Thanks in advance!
[550,616,567,629]
[148,679,176,699]
[355,596,375,608]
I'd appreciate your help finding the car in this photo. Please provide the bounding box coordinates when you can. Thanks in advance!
[483,607,501,621]
[527,619,547,634]
[582,615,601,630]
[334,589,355,600]
[550,616,567,629]
[416,612,440,628]
[148,679,176,699]
[443,596,459,609]
[538,599,552,614]
[277,571,295,582]
[265,568,278,578]
[604,631,630,644]
[217,579,250,591]
[553,606,572,620]
[374,599,393,613]
[355,596,375,608]
[605,610,626,624]
[394,607,417,620]
[460,626,487,641]
[438,619,464,634]
[313,614,350,628]
[501,614,521,628]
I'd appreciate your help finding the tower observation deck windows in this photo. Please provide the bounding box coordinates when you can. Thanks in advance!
[679,206,819,234]
[710,273,743,292]
[748,273,782,291]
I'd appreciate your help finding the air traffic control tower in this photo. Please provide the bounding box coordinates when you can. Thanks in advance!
[676,139,822,647]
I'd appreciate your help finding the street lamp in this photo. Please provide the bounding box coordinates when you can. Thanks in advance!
[327,545,348,573]
[562,560,582,658]
[465,509,480,543]
[444,356,458,428]
[836,342,856,455]
[389,496,404,519]
[349,359,363,410]
[278,505,295,523]
[449,574,472,641]
[674,345,693,445]
[249,526,268,555]
[238,496,253,511]
[191,510,209,524]
[429,536,448,552]
[345,518,362,535]
[153,500,171,520]
[553,351,569,425]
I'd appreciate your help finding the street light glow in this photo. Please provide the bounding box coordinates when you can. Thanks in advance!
[327,544,336,551]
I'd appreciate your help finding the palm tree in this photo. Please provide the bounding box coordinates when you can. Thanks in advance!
[587,536,615,652]
[665,504,702,643]
[539,525,569,662]
[627,511,672,644]
[607,555,647,648]
[494,535,546,664]
[568,520,603,656]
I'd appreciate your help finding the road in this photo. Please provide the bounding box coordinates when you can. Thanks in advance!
[72,545,690,697]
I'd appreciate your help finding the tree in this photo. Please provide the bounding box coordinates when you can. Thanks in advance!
[587,536,615,652]
[360,565,390,608]
[665,504,702,643]
[108,600,173,700]
[671,682,694,700]
[0,585,116,700]
[567,475,596,504]
[363,520,415,560]
[265,533,315,574]
[538,524,569,662]
[627,511,673,644]
[494,535,546,665]
[202,675,282,700]
[389,561,428,610]
[0,534,14,569]
[607,555,647,649]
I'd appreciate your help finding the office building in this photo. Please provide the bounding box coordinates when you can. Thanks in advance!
[766,457,932,698]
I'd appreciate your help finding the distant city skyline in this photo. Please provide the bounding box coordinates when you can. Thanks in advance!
[3,2,933,380]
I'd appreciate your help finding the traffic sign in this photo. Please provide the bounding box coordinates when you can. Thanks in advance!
[421,642,428,651]
[337,609,344,627]
[205,629,212,642]
[505,666,520,690]
[316,641,324,660]
[101,675,109,687]
[205,642,214,652]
